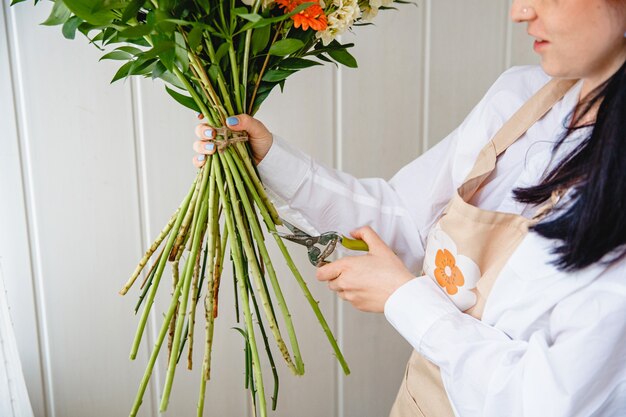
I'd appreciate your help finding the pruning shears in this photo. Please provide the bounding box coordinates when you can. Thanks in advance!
[275,219,369,267]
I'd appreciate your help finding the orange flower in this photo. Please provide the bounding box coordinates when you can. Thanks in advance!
[275,0,328,31]
[434,249,465,295]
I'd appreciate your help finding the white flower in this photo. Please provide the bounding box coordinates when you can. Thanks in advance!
[315,0,362,45]
[423,225,481,311]
[361,6,378,22]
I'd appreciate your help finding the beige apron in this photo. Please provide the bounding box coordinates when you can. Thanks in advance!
[389,77,578,417]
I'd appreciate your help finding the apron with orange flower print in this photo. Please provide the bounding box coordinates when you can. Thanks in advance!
[389,77,578,417]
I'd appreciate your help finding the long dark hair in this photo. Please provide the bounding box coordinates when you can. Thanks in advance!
[513,59,626,271]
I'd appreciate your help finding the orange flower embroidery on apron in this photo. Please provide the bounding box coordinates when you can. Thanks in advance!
[424,226,481,311]
[434,249,464,295]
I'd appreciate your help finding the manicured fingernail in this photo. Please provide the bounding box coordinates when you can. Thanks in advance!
[197,155,205,161]
[226,116,239,126]
[204,143,215,151]
[204,129,213,138]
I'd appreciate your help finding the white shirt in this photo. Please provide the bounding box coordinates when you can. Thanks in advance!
[257,65,626,417]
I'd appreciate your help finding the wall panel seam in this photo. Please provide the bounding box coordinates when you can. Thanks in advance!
[129,78,159,417]
[5,5,54,417]
[421,0,431,153]
[333,56,344,417]
[505,0,513,70]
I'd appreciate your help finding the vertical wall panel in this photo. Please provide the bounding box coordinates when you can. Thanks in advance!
[6,5,153,417]
[0,4,47,417]
[341,3,426,179]
[339,4,425,417]
[427,0,509,149]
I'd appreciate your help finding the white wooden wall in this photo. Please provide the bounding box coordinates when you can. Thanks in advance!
[0,1,538,416]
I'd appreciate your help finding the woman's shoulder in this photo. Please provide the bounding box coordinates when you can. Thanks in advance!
[487,65,551,101]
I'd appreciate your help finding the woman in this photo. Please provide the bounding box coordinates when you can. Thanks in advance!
[192,1,626,415]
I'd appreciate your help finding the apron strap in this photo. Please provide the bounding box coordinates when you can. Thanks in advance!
[458,78,578,200]
[492,78,579,156]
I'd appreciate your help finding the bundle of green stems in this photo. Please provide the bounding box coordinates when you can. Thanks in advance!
[118,30,350,417]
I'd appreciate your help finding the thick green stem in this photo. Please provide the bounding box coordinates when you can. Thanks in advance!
[214,156,267,417]
[186,223,206,370]
[160,161,212,411]
[245,241,280,410]
[228,45,244,114]
[120,208,178,295]
[197,162,220,417]
[205,37,236,116]
[242,0,263,112]
[188,53,228,123]
[224,149,304,374]
[168,259,181,359]
[128,252,190,417]
[219,151,297,373]
[172,65,217,126]
[234,142,281,225]
[228,148,351,374]
[171,163,207,260]
[130,176,198,360]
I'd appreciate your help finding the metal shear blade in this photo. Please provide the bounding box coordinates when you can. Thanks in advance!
[275,219,340,266]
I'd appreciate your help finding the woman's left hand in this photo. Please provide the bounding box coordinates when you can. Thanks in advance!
[316,226,415,313]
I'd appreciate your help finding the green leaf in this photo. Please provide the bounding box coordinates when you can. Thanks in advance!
[10,0,28,5]
[238,13,262,23]
[188,25,203,52]
[159,45,176,72]
[139,41,175,60]
[41,0,71,26]
[268,39,304,56]
[262,69,295,82]
[231,7,249,16]
[62,16,83,39]
[214,41,230,63]
[251,82,278,114]
[166,86,200,113]
[316,53,336,65]
[121,0,144,23]
[278,57,321,70]
[129,58,157,76]
[328,48,358,68]
[251,24,270,55]
[156,70,185,90]
[111,60,134,83]
[195,0,209,13]
[119,23,154,39]
[208,64,220,85]
[100,50,132,61]
[174,31,189,72]
[117,46,144,55]
[63,0,116,25]
[151,61,167,79]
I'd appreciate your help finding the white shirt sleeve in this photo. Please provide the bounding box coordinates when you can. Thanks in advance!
[256,133,455,273]
[384,264,626,417]
[256,66,542,273]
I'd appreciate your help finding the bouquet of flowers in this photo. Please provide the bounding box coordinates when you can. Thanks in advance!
[10,0,409,415]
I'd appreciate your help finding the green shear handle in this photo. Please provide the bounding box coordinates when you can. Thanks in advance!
[340,236,369,252]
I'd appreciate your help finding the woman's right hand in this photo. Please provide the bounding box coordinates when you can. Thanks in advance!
[193,114,273,168]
